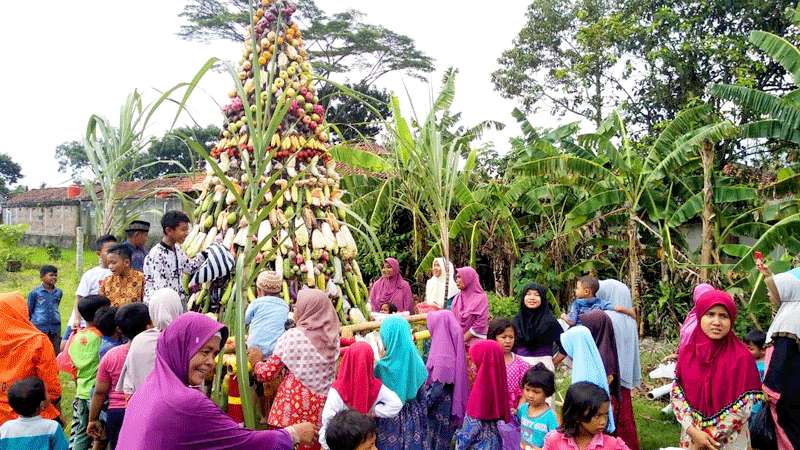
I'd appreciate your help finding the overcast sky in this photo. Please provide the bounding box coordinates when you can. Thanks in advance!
[0,0,565,188]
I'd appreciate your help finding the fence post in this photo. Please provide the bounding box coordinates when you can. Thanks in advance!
[76,227,84,275]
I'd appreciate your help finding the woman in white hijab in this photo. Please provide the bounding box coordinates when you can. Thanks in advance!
[424,257,459,309]
[116,288,184,396]
[757,264,800,448]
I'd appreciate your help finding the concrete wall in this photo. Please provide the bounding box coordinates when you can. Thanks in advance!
[3,204,81,247]
[3,197,188,249]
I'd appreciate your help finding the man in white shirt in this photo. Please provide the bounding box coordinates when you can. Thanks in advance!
[63,235,118,343]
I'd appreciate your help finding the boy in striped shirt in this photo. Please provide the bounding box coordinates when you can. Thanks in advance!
[0,377,67,450]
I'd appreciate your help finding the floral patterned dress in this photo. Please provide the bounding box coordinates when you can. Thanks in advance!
[454,415,502,450]
[671,383,764,449]
[426,382,456,450]
[254,355,327,450]
[505,354,530,411]
[376,389,430,450]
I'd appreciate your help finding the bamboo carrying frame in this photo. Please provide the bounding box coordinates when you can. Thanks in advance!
[339,313,430,339]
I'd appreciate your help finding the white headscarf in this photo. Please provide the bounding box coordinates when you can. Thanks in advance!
[116,288,184,394]
[598,279,641,389]
[425,257,459,308]
[149,288,184,330]
[766,269,800,345]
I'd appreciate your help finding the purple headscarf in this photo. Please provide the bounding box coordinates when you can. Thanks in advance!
[451,267,489,337]
[117,312,292,450]
[426,310,468,423]
[678,283,714,355]
[369,257,413,312]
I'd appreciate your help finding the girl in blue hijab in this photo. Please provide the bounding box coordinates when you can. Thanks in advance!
[557,325,615,433]
[374,315,430,449]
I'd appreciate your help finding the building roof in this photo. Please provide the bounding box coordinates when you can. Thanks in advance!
[6,175,202,207]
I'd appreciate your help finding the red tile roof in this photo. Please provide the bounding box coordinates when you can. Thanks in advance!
[7,175,203,207]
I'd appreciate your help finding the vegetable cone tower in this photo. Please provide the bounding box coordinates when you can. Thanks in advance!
[182,0,370,323]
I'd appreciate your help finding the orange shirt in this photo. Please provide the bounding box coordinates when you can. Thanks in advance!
[100,270,145,307]
[0,293,61,425]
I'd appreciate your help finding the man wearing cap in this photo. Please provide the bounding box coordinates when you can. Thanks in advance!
[122,220,150,271]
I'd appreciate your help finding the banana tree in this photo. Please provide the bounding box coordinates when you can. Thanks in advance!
[512,106,738,328]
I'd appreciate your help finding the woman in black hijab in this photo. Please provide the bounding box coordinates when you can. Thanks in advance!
[511,283,563,370]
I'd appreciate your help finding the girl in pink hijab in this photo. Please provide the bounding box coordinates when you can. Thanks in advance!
[451,267,489,346]
[369,258,414,313]
[677,283,714,355]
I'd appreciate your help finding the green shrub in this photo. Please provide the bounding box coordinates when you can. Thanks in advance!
[488,292,518,319]
[0,224,33,271]
[45,244,63,261]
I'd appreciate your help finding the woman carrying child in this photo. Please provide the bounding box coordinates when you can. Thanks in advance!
[425,310,469,450]
[596,279,641,450]
[374,315,430,449]
[249,289,340,450]
[319,342,402,449]
[512,283,563,370]
[542,381,630,450]
[455,340,509,449]
[671,288,762,449]
[757,263,800,448]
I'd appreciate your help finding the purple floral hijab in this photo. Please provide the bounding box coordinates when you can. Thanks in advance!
[117,312,292,450]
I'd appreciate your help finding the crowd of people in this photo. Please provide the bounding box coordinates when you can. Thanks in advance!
[0,209,797,450]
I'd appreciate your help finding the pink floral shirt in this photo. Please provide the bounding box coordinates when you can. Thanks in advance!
[542,431,630,450]
[506,353,530,411]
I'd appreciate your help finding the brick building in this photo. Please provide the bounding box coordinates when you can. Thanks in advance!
[2,176,201,248]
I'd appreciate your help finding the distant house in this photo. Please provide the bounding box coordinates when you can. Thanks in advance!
[3,176,202,248]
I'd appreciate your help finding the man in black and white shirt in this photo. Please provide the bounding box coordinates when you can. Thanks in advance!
[143,211,205,307]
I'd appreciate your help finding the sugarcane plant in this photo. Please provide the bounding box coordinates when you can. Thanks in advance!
[178,0,374,428]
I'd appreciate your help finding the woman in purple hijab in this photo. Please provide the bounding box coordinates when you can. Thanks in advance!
[425,310,469,450]
[117,312,315,450]
[369,257,414,313]
[451,267,489,347]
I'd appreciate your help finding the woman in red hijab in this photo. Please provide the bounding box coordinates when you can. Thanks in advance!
[671,289,763,449]
[454,340,509,450]
[318,342,401,449]
[369,258,414,313]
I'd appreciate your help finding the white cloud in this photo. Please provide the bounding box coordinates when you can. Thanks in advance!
[0,0,563,188]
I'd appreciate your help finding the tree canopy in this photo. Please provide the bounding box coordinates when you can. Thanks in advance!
[178,0,434,86]
[54,125,220,181]
[0,153,22,196]
[492,0,799,139]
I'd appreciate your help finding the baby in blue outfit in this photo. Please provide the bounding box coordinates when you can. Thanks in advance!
[561,275,635,326]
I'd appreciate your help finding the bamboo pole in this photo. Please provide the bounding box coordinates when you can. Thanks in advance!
[340,313,429,338]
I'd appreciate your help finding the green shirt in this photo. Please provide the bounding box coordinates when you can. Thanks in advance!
[68,328,102,399]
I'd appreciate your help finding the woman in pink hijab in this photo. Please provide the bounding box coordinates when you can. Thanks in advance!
[451,267,489,346]
[677,283,714,355]
[369,258,414,313]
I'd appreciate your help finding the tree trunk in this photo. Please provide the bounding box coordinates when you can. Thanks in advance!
[493,255,508,297]
[628,213,643,335]
[700,141,714,281]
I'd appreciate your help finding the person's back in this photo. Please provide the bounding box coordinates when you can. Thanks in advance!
[0,293,61,426]
[245,295,289,354]
[0,377,67,450]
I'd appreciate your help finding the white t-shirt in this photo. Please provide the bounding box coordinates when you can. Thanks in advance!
[319,385,402,449]
[76,265,112,297]
[69,265,111,328]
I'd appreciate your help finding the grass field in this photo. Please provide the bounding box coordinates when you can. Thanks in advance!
[1,247,680,447]
[0,247,99,434]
